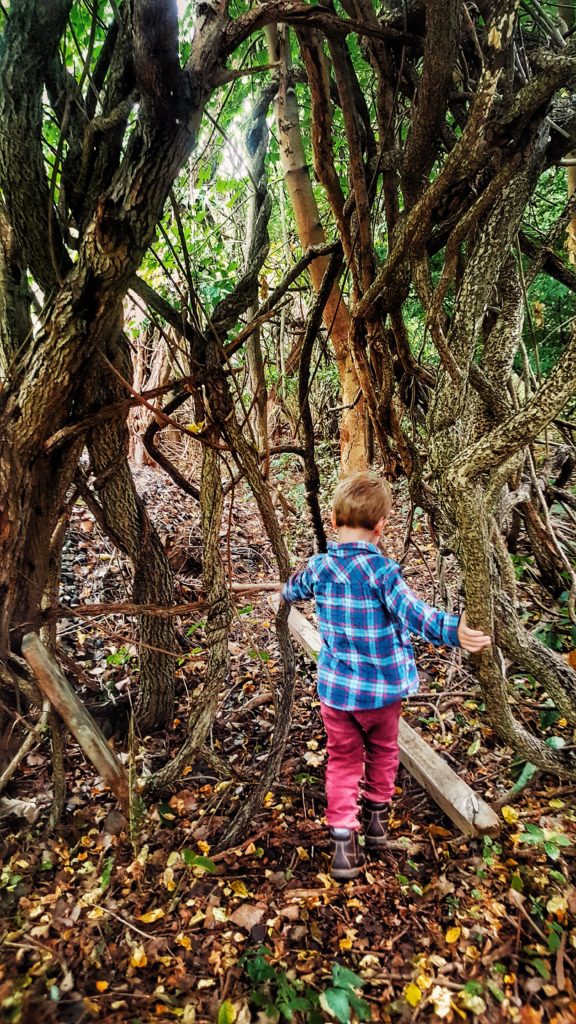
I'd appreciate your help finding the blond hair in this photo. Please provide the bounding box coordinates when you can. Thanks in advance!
[332,472,392,529]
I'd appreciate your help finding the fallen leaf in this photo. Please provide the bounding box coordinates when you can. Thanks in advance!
[137,907,165,923]
[230,880,252,898]
[131,944,148,967]
[502,805,519,825]
[405,983,422,1007]
[430,985,453,1018]
[229,904,266,932]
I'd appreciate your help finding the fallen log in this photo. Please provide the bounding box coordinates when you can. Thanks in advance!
[273,599,500,837]
[21,633,129,811]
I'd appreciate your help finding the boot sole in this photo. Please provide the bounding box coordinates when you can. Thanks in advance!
[365,836,388,850]
[331,865,365,881]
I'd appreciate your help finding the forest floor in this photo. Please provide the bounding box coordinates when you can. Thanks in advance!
[1,455,575,1024]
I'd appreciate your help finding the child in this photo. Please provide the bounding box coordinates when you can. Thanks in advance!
[281,472,491,881]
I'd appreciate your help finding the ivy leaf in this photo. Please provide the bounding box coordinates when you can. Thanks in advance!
[319,988,351,1023]
[331,963,365,990]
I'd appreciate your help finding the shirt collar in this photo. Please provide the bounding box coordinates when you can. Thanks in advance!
[327,540,381,555]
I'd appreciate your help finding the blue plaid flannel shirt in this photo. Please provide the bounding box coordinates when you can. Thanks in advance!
[282,541,460,710]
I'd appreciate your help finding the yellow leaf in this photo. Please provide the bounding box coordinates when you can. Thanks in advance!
[87,907,105,920]
[177,932,192,950]
[212,907,228,923]
[95,980,109,993]
[404,983,422,1007]
[546,895,568,919]
[230,880,251,898]
[465,945,480,960]
[339,937,353,951]
[416,974,432,991]
[217,1000,237,1024]
[501,805,519,825]
[163,868,176,892]
[82,997,101,1015]
[445,926,461,944]
[428,825,452,837]
[197,841,211,855]
[131,945,148,968]
[137,908,165,923]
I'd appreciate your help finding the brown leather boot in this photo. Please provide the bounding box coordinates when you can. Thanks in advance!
[329,828,366,881]
[363,800,389,849]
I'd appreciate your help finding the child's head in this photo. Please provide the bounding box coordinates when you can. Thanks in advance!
[332,472,392,531]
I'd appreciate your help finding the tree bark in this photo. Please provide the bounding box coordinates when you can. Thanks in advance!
[266,25,367,472]
[84,333,177,732]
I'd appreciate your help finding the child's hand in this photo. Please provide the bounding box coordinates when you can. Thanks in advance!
[458,611,492,652]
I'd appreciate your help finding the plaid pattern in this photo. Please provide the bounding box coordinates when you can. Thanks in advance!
[282,541,460,710]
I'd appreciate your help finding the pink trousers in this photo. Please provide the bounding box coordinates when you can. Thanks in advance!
[320,700,402,830]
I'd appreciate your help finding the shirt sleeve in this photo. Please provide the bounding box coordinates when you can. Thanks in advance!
[380,565,460,646]
[281,563,316,604]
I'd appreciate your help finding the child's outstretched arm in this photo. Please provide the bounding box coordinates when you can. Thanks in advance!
[457,611,491,652]
[381,564,491,650]
[281,564,316,604]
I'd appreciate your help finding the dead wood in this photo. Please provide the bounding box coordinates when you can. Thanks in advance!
[21,633,129,811]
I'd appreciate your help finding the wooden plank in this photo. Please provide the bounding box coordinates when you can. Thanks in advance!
[272,598,500,836]
[397,719,499,835]
[22,633,129,811]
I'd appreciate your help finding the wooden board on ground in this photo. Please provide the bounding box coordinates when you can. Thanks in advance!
[22,633,129,811]
[272,599,500,837]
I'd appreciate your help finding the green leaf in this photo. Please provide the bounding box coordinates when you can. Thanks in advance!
[181,849,217,872]
[532,958,551,980]
[217,1001,236,1024]
[100,855,115,891]
[511,762,537,793]
[549,869,566,883]
[551,833,571,847]
[319,988,351,1023]
[486,981,505,1003]
[331,963,365,990]
[157,801,177,826]
[547,925,563,953]
[543,841,561,860]
[347,990,370,1020]
[464,981,484,996]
